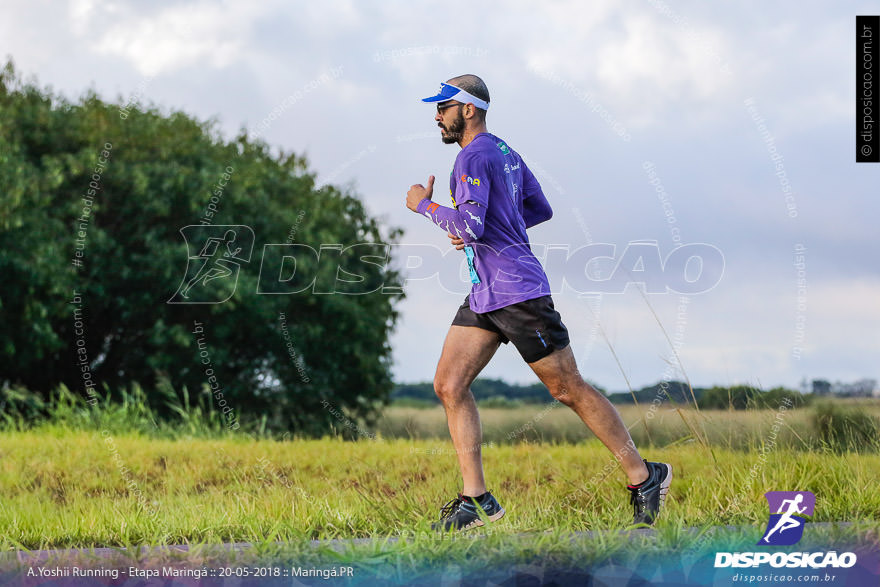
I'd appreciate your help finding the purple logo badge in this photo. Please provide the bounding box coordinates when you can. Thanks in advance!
[759,491,815,546]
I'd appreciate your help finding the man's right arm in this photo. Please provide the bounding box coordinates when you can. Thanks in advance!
[416,198,486,242]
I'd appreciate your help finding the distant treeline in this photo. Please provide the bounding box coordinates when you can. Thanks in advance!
[393,379,562,407]
[391,379,810,410]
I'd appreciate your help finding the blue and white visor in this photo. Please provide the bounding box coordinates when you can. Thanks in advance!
[421,83,489,110]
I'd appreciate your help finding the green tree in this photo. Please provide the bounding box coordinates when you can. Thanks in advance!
[756,386,808,409]
[0,60,403,435]
[698,386,755,410]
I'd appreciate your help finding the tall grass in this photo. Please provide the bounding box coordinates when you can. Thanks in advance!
[0,381,249,439]
[377,401,880,452]
[813,401,880,452]
[2,383,878,452]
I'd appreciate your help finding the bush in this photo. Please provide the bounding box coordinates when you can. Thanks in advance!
[0,60,403,435]
[478,395,525,409]
[812,402,880,452]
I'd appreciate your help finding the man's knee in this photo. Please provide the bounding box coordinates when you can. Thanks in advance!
[546,376,604,407]
[433,376,469,404]
[546,380,576,406]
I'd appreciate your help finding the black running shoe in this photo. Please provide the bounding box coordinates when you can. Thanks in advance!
[432,492,506,531]
[627,460,673,526]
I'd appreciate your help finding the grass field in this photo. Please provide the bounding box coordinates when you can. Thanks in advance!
[2,390,879,578]
[2,425,879,550]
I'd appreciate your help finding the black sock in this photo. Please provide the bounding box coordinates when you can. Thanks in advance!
[465,492,489,502]
[628,477,649,489]
[628,460,652,488]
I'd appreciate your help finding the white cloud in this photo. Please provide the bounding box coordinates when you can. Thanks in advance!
[73,1,266,76]
[523,5,734,128]
[595,15,732,100]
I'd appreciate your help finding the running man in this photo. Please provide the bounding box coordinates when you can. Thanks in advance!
[181,229,242,298]
[762,494,807,543]
[404,74,672,531]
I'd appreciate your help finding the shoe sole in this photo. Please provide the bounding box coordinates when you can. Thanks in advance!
[658,463,673,508]
[461,507,506,531]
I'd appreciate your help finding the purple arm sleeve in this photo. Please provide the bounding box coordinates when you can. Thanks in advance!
[416,198,485,242]
[522,190,553,228]
[520,162,552,228]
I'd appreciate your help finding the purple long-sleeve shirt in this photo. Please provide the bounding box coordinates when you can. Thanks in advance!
[417,132,553,313]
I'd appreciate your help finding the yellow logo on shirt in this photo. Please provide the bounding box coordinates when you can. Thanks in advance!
[460,174,481,186]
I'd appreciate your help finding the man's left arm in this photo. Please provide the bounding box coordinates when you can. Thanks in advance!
[521,162,552,228]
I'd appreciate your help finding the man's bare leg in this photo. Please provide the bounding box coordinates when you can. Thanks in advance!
[433,325,501,496]
[528,346,649,485]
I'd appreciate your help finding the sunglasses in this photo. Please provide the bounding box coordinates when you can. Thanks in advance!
[436,101,465,114]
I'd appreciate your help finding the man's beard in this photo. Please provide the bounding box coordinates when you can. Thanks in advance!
[440,111,465,144]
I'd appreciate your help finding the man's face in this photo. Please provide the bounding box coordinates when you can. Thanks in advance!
[435,101,465,144]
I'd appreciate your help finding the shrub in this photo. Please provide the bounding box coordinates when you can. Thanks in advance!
[812,401,880,452]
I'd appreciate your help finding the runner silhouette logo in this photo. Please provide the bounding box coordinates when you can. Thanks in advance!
[168,225,255,304]
[759,491,815,546]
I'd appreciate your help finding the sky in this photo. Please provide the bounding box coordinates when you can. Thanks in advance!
[3,0,878,391]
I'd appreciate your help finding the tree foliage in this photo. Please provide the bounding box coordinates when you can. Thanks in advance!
[0,60,404,435]
[697,385,808,410]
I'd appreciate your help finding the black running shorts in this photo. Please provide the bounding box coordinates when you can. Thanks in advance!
[451,295,571,363]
